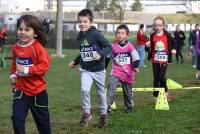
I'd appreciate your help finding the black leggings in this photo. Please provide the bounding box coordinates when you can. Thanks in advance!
[152,63,168,97]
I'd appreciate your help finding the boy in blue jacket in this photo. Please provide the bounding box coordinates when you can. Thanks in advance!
[69,9,111,128]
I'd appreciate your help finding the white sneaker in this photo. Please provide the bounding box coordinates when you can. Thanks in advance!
[192,65,196,68]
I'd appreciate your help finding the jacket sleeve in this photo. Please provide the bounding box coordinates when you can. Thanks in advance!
[147,34,153,61]
[74,54,81,65]
[10,47,16,75]
[189,32,193,46]
[28,45,50,75]
[95,32,111,58]
[181,31,186,40]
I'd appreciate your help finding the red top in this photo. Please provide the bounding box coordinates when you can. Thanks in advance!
[137,29,148,46]
[0,26,8,39]
[10,40,51,96]
[152,34,168,64]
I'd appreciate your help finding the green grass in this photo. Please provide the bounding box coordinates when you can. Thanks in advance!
[1,41,200,133]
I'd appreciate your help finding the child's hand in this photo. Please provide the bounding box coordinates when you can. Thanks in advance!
[134,68,139,74]
[10,77,16,85]
[16,64,24,73]
[93,52,101,60]
[171,49,176,54]
[69,61,76,68]
[145,41,150,47]
[190,45,193,50]
[188,52,192,57]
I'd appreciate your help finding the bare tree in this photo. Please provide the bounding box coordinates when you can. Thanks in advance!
[183,0,200,22]
[107,0,127,23]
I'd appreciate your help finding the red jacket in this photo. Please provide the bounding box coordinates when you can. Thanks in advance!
[0,26,8,39]
[137,29,148,46]
[10,40,51,96]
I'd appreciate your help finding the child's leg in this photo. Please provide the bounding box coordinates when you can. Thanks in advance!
[152,63,160,97]
[29,91,51,134]
[92,70,107,114]
[121,82,133,110]
[12,90,29,134]
[106,75,120,109]
[159,63,168,93]
[80,70,93,114]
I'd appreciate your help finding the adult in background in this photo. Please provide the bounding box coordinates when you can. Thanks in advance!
[189,24,200,67]
[0,24,8,47]
[137,24,148,68]
[174,24,186,64]
[43,18,51,33]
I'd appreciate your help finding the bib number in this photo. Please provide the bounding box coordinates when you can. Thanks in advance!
[81,51,96,61]
[115,57,130,65]
[154,51,168,62]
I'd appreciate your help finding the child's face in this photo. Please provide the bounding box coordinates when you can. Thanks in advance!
[17,21,35,44]
[78,16,92,32]
[153,19,164,33]
[116,29,127,42]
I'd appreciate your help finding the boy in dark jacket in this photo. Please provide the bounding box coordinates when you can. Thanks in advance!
[69,9,111,128]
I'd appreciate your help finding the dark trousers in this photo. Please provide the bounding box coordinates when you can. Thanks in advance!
[197,54,200,70]
[12,90,51,134]
[107,75,133,109]
[152,63,168,97]
[105,57,111,70]
[168,52,172,63]
[176,50,183,63]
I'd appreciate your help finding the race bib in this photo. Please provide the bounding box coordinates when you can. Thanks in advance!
[81,51,97,61]
[154,51,168,62]
[16,57,33,76]
[114,53,131,65]
[80,45,97,62]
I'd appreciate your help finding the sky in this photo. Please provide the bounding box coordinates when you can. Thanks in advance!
[1,0,44,11]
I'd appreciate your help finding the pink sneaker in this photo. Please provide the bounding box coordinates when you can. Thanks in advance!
[166,92,172,102]
[152,97,157,104]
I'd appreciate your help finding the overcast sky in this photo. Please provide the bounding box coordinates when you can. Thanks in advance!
[2,0,44,10]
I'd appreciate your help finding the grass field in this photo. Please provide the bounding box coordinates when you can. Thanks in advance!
[0,37,200,134]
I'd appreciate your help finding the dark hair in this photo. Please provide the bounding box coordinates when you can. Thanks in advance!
[17,14,47,46]
[195,24,199,28]
[115,24,129,35]
[77,9,93,22]
[140,24,144,29]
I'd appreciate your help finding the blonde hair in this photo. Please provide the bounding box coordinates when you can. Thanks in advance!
[153,16,165,26]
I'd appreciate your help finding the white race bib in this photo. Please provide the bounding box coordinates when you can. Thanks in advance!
[154,51,168,62]
[115,57,130,65]
[81,51,97,61]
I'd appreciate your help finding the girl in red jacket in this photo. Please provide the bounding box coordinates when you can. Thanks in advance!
[10,15,51,134]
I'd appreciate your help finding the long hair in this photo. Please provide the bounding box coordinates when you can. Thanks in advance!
[17,14,47,46]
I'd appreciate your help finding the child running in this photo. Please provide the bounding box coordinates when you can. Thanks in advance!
[68,9,111,128]
[107,24,140,113]
[147,16,175,102]
[10,14,51,134]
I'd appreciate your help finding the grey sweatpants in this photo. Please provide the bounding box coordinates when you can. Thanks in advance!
[80,68,107,114]
[107,75,134,109]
